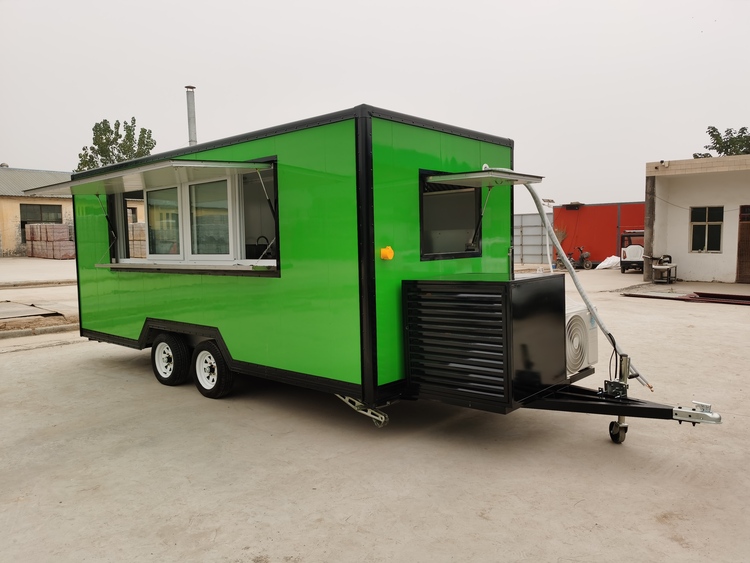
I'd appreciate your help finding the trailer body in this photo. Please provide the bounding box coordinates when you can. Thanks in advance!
[71,105,552,409]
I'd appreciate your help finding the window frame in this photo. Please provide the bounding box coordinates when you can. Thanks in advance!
[20,203,63,243]
[689,205,723,253]
[145,185,184,261]
[419,171,483,261]
[109,161,279,273]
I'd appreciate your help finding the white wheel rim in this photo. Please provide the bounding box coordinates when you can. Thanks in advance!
[155,342,174,378]
[196,350,218,390]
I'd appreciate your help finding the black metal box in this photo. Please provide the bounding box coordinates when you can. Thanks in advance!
[402,274,566,413]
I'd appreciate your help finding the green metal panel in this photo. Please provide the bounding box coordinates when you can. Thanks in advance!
[371,118,513,386]
[76,120,363,384]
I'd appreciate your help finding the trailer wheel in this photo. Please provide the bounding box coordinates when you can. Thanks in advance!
[609,421,628,444]
[192,341,234,399]
[151,333,191,386]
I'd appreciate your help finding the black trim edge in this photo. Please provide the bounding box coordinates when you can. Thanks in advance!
[81,328,141,349]
[355,107,379,407]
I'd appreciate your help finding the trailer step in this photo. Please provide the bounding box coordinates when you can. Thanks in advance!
[335,395,389,428]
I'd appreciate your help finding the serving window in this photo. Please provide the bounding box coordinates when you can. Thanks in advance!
[102,160,278,274]
[420,174,482,261]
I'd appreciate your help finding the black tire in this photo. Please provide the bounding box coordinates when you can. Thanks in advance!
[621,263,626,274]
[151,333,191,386]
[583,259,593,270]
[609,421,627,444]
[192,340,234,399]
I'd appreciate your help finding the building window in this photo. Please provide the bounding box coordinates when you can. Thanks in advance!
[127,207,137,223]
[20,204,63,243]
[114,164,277,269]
[690,206,723,252]
[420,175,481,260]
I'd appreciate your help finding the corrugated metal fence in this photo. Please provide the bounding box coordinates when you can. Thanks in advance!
[514,212,552,265]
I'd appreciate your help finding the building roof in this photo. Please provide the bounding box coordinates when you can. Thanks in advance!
[0,167,71,197]
[646,154,750,178]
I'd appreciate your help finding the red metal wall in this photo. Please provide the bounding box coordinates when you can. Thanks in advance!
[552,202,644,263]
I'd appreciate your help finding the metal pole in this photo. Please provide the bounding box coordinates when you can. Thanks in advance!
[185,85,197,146]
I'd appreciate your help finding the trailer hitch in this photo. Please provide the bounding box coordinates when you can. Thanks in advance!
[673,402,722,425]
[335,395,390,428]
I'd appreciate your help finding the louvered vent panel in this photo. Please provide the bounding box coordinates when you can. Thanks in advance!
[403,281,510,410]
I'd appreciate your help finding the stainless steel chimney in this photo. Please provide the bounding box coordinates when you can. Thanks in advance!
[185,85,197,146]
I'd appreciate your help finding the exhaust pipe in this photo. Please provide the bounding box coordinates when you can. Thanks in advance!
[185,85,197,146]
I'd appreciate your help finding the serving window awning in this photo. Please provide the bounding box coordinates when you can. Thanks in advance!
[425,168,544,188]
[24,160,272,196]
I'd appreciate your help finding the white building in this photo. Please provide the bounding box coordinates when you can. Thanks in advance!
[645,155,750,283]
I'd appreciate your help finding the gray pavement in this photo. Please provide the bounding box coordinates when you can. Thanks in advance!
[1,260,749,561]
[0,257,78,338]
[0,256,77,286]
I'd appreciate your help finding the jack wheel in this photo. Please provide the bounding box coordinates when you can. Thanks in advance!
[609,421,628,444]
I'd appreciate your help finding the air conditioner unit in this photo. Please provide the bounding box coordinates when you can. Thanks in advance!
[565,301,599,375]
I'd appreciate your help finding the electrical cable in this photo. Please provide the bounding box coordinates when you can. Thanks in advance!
[522,182,654,391]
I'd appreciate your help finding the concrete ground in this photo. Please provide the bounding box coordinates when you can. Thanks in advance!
[1,260,749,562]
[0,257,78,335]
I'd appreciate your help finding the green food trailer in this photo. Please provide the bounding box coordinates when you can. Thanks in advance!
[44,105,719,442]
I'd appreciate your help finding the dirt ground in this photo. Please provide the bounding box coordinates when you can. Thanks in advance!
[1,268,748,563]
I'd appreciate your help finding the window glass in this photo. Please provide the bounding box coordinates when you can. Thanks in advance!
[147,187,180,255]
[691,224,706,251]
[241,170,277,259]
[690,207,706,222]
[20,203,62,243]
[421,180,480,259]
[20,205,42,222]
[707,224,722,251]
[41,205,62,222]
[707,206,724,222]
[111,161,277,270]
[690,206,723,253]
[189,180,229,255]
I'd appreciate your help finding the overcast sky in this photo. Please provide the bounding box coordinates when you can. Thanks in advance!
[2,0,747,212]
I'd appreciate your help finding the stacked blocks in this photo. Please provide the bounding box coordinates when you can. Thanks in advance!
[128,223,147,258]
[25,223,75,260]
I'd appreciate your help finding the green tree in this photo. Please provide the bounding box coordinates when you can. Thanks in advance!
[693,126,750,158]
[76,117,156,171]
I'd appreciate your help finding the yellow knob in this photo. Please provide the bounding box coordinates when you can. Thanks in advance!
[380,246,395,260]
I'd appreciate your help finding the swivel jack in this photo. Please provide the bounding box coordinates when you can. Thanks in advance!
[608,354,630,444]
